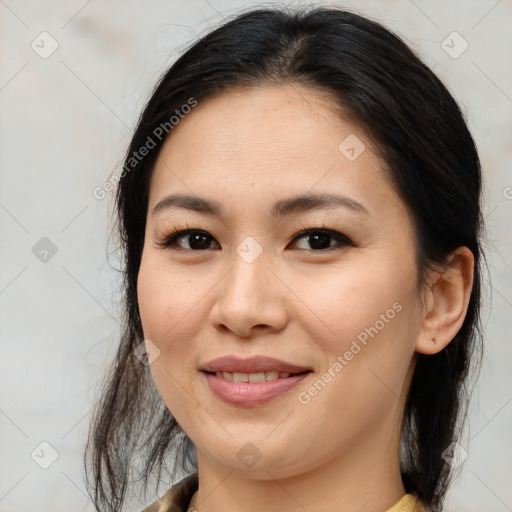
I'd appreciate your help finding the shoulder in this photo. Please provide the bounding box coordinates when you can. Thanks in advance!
[139,473,199,512]
[386,493,431,512]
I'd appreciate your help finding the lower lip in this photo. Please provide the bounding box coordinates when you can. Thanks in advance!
[202,371,311,407]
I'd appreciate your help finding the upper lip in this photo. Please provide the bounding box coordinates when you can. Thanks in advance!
[201,355,311,374]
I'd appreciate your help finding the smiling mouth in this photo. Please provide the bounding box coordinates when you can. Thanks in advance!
[205,370,311,383]
[202,369,313,407]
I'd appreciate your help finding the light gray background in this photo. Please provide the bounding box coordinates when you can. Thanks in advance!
[1,0,511,511]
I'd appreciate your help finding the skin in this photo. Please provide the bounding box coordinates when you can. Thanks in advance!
[137,83,474,512]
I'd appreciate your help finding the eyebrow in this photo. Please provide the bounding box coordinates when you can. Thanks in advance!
[152,192,369,217]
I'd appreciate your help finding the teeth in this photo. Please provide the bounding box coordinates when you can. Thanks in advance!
[213,371,293,381]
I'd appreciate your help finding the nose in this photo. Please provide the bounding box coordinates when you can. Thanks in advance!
[209,246,289,338]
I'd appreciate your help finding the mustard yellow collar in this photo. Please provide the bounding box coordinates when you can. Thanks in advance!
[386,493,423,512]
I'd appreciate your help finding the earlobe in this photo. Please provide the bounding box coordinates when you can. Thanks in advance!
[415,247,475,355]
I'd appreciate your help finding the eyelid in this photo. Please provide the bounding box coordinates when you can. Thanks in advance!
[154,223,355,251]
[290,224,354,247]
[287,230,355,254]
[154,225,219,249]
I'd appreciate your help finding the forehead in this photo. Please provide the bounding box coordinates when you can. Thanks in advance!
[155,84,357,168]
[148,83,401,219]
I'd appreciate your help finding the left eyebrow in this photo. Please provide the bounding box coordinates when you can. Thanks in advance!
[270,192,369,216]
[152,192,369,217]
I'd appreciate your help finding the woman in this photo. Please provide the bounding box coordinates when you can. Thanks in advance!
[85,6,483,512]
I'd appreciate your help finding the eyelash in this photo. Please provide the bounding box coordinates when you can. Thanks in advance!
[154,223,355,252]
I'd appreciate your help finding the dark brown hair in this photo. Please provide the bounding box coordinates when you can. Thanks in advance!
[84,6,484,512]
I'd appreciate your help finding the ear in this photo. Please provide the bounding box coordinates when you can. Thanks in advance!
[415,246,475,355]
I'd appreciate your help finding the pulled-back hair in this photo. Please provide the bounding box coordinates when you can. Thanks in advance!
[85,6,484,511]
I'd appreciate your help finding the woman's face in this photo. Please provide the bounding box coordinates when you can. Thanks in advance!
[137,83,423,479]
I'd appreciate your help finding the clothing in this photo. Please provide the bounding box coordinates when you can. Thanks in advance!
[140,472,424,512]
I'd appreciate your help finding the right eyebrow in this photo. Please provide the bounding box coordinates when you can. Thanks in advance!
[152,194,222,217]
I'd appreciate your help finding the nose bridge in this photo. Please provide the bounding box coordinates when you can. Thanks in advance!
[224,242,271,309]
[210,239,288,335]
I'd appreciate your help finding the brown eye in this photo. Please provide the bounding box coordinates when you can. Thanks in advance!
[157,229,220,250]
[289,228,353,251]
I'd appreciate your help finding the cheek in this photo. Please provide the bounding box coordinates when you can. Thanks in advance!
[292,257,414,352]
[291,301,415,463]
[137,257,207,419]
[137,255,210,346]
[291,254,418,414]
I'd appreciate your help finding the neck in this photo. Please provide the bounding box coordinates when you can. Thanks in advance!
[188,423,406,512]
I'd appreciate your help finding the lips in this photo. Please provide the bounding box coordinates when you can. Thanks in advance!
[200,355,312,407]
[202,372,311,407]
[200,355,311,374]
